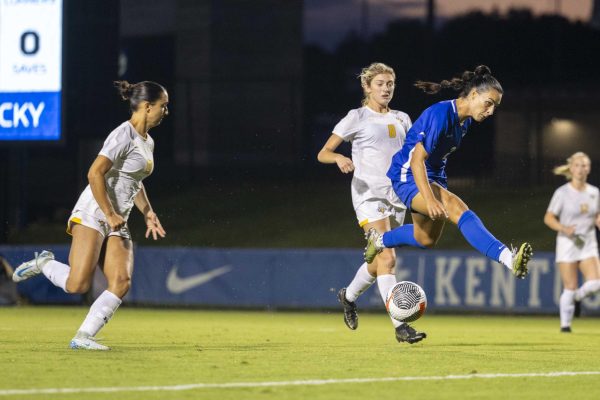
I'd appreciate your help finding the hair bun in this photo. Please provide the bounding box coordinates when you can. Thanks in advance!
[114,80,133,100]
[474,65,491,76]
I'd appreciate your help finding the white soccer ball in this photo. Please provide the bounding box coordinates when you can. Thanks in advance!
[385,281,427,322]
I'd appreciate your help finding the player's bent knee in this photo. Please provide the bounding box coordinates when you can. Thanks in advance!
[413,229,440,248]
[65,278,92,294]
[377,251,396,271]
[415,236,437,248]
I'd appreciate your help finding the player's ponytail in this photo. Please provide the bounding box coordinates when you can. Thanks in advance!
[358,62,396,106]
[114,80,167,113]
[414,65,503,97]
[553,152,590,181]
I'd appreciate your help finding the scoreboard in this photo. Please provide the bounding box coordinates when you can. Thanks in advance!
[0,0,63,141]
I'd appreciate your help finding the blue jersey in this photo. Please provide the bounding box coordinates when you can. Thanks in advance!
[387,99,472,187]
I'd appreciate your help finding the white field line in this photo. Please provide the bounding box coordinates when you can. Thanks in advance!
[1,371,599,396]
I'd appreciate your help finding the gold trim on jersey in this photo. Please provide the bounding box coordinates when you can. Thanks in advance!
[66,217,82,235]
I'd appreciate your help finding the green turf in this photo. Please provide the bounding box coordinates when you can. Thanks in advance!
[0,307,599,399]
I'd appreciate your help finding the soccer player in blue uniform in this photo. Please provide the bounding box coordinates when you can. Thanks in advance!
[364,65,533,279]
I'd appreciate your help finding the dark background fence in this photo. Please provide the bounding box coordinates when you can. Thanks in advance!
[2,0,600,247]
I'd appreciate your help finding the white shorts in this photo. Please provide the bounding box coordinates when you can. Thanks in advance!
[555,235,599,263]
[355,198,406,227]
[67,210,131,240]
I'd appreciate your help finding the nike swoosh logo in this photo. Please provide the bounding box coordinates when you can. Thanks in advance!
[166,265,232,294]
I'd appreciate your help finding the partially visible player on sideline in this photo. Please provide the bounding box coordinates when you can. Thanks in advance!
[544,152,600,332]
[13,80,169,350]
[364,65,533,279]
[317,62,426,344]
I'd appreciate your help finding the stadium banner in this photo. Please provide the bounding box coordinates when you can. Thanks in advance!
[1,245,599,315]
[0,0,63,141]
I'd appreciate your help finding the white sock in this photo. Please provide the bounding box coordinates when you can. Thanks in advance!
[499,248,513,270]
[575,279,600,301]
[42,260,70,292]
[345,262,376,302]
[377,274,401,328]
[559,289,575,328]
[77,290,122,337]
[375,234,385,250]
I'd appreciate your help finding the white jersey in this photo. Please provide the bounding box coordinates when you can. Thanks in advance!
[333,106,411,211]
[547,182,600,262]
[72,121,155,223]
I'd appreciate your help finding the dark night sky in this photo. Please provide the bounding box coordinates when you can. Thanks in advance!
[304,0,594,51]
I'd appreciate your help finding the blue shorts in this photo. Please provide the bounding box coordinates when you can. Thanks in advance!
[392,177,447,211]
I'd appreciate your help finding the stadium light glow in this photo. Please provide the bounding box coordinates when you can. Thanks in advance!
[548,118,579,139]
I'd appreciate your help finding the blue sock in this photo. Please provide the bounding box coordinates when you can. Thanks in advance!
[382,225,426,249]
[457,210,506,262]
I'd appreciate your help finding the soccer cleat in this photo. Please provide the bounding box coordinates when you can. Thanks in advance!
[560,326,572,333]
[511,243,533,279]
[574,299,582,318]
[12,250,55,283]
[337,288,358,330]
[70,337,110,351]
[364,228,384,264]
[395,323,427,344]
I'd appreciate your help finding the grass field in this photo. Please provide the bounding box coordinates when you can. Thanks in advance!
[1,307,599,400]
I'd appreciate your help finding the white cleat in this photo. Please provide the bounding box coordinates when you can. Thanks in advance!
[70,337,110,351]
[12,250,55,283]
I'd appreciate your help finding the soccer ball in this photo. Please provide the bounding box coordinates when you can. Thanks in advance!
[385,281,427,322]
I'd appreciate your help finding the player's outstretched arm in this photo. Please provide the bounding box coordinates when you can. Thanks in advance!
[134,183,166,240]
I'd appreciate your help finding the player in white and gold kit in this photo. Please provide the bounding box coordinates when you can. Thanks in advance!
[318,62,426,343]
[68,120,156,239]
[13,80,169,350]
[544,152,600,332]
